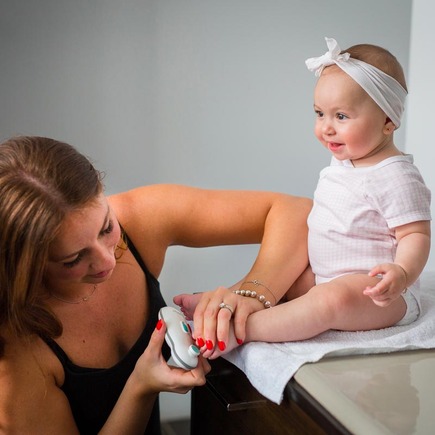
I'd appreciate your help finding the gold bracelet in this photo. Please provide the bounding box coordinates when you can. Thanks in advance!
[242,279,277,305]
[233,289,272,308]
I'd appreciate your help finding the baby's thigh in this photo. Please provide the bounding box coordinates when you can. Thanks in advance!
[315,273,380,310]
[317,274,404,330]
[283,265,316,302]
[327,273,381,292]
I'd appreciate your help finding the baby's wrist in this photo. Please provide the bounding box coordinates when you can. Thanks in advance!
[395,264,408,286]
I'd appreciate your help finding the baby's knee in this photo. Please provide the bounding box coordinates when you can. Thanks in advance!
[395,291,420,326]
[310,280,361,322]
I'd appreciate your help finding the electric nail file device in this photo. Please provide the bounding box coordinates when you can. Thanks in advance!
[158,307,200,370]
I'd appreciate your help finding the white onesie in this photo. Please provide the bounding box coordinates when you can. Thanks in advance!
[308,154,431,309]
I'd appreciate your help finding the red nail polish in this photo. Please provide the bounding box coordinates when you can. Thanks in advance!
[196,337,205,348]
[156,319,163,331]
[206,340,213,350]
[218,340,226,351]
[236,338,243,345]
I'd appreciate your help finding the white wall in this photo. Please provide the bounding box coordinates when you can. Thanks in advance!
[0,0,413,422]
[406,0,435,271]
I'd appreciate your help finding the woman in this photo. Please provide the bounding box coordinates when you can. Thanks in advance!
[0,136,311,434]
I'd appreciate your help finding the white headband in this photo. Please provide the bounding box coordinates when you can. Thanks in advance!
[305,37,407,128]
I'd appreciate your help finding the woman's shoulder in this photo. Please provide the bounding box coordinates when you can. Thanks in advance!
[108,184,178,229]
[108,185,180,277]
[0,331,67,429]
[0,330,62,388]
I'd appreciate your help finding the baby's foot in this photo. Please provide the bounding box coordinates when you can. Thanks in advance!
[173,293,202,320]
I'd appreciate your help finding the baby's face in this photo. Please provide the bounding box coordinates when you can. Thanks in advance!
[313,66,393,166]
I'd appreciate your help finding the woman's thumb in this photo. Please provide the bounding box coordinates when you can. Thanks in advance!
[149,318,167,351]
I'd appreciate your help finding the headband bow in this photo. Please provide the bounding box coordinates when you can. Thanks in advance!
[305,37,350,76]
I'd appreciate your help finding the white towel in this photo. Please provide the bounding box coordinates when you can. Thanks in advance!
[223,272,435,404]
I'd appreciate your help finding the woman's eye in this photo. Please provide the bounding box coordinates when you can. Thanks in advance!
[63,253,83,268]
[103,220,114,235]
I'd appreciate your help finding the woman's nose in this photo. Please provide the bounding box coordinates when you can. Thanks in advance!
[91,242,116,271]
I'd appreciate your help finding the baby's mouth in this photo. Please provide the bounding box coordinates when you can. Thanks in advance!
[328,142,344,152]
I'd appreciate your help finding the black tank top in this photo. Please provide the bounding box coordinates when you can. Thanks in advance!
[43,234,169,434]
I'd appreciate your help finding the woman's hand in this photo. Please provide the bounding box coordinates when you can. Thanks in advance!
[101,320,211,433]
[132,320,211,396]
[187,287,264,358]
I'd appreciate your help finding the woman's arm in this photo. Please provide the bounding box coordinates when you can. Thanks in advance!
[110,184,311,281]
[110,184,311,354]
[0,336,80,434]
[191,189,312,351]
[100,321,209,434]
[0,323,209,434]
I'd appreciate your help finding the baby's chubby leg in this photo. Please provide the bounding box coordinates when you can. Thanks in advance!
[317,273,407,331]
[239,273,408,344]
[282,264,315,302]
[284,274,406,340]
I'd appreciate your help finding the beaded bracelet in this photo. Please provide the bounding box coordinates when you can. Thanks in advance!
[242,279,277,304]
[232,289,272,308]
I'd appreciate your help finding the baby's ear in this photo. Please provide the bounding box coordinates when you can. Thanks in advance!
[383,117,396,135]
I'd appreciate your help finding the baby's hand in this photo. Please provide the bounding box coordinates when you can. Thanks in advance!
[363,263,408,307]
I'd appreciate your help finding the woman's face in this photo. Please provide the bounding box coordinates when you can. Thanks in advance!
[44,194,121,290]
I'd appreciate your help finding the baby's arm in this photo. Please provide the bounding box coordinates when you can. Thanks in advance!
[364,220,431,306]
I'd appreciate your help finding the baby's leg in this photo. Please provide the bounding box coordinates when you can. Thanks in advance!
[173,293,203,320]
[244,273,407,343]
[320,273,407,331]
[281,264,315,302]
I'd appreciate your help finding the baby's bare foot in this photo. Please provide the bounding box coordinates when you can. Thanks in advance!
[173,293,202,320]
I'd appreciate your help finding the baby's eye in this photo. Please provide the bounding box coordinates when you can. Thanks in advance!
[336,113,348,120]
[314,110,324,118]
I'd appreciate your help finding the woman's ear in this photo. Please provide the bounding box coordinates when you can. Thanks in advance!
[383,117,396,135]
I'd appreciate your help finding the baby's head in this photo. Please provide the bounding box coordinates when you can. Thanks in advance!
[306,38,408,130]
[342,43,407,92]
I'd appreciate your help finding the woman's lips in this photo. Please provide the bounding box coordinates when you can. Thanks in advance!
[91,269,111,279]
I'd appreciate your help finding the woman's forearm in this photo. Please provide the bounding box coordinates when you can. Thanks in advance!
[99,375,157,435]
[235,196,312,303]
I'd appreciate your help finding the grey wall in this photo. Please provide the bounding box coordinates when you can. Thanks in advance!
[0,0,413,422]
[406,0,435,272]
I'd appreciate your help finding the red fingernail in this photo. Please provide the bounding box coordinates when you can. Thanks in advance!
[236,338,243,345]
[218,340,226,351]
[206,340,213,350]
[156,319,163,331]
[196,337,205,348]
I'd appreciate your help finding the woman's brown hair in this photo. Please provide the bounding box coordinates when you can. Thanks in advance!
[0,136,103,354]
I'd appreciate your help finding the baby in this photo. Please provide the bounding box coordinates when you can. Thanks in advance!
[175,38,431,357]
